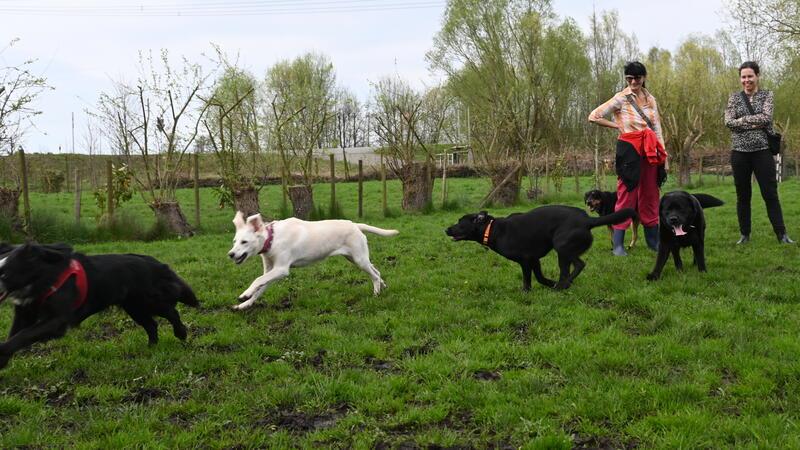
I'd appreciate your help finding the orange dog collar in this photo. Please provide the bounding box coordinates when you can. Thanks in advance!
[482,220,494,246]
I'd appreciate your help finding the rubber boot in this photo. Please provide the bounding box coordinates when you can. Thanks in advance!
[643,226,659,251]
[612,229,628,256]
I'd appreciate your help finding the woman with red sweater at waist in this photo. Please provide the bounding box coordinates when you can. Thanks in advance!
[588,61,668,256]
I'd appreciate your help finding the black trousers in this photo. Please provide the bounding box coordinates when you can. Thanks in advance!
[731,149,786,236]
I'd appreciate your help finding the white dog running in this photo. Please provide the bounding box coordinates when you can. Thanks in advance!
[227,212,399,310]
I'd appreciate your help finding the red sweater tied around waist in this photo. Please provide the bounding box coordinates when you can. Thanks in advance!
[618,128,668,166]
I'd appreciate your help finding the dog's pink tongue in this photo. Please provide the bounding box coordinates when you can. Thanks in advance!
[672,225,687,236]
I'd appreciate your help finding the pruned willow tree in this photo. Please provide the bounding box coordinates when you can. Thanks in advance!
[586,10,639,188]
[265,52,335,219]
[646,37,735,186]
[370,76,452,211]
[726,0,800,172]
[203,59,263,217]
[97,49,212,236]
[0,38,52,227]
[427,0,590,205]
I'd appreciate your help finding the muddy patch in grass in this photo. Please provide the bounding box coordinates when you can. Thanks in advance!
[272,296,294,311]
[254,403,351,433]
[365,356,397,373]
[168,410,203,429]
[473,370,502,381]
[2,382,75,407]
[190,325,216,337]
[378,410,479,448]
[402,340,437,358]
[268,319,294,333]
[81,322,123,341]
[124,387,167,404]
[564,417,639,450]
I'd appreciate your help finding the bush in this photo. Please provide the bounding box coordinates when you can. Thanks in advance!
[41,170,65,193]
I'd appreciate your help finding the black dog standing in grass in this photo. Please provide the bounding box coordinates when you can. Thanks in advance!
[0,242,199,369]
[584,189,641,249]
[646,192,724,280]
[446,206,637,291]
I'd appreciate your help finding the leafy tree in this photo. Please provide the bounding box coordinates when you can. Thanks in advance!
[204,60,263,217]
[265,52,336,219]
[428,0,589,205]
[648,36,735,185]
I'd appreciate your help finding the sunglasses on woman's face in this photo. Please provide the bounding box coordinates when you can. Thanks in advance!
[625,75,643,82]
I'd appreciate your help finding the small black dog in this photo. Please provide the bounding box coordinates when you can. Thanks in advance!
[446,206,637,291]
[0,242,199,369]
[584,189,640,248]
[646,192,724,280]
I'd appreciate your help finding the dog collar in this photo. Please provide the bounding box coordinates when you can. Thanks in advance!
[40,259,89,309]
[482,220,494,246]
[259,222,275,255]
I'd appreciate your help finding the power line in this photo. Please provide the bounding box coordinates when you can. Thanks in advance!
[0,0,446,16]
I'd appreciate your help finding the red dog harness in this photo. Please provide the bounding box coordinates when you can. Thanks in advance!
[39,259,89,309]
[259,223,275,255]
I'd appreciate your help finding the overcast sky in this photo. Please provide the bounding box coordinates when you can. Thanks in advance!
[1,0,728,153]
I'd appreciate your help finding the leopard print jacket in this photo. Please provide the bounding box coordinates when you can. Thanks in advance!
[724,90,774,153]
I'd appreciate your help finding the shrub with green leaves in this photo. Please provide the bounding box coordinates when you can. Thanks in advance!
[93,163,134,222]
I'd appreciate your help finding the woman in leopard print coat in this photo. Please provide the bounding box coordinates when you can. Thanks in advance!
[724,61,794,244]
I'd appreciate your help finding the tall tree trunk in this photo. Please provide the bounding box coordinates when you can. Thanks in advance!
[150,201,193,237]
[399,162,434,212]
[233,185,261,218]
[488,162,521,206]
[0,187,21,229]
[288,185,314,219]
[677,150,691,187]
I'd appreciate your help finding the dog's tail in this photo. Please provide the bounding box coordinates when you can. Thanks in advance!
[158,264,200,307]
[586,208,637,229]
[175,277,200,307]
[356,223,399,237]
[692,193,725,209]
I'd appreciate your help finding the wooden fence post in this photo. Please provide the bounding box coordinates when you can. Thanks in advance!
[441,152,448,207]
[381,154,388,216]
[574,153,580,194]
[358,159,363,218]
[19,149,31,234]
[281,159,288,212]
[74,170,81,225]
[106,160,114,221]
[329,153,336,211]
[194,152,201,228]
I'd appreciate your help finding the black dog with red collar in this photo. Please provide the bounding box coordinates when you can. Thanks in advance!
[0,242,199,370]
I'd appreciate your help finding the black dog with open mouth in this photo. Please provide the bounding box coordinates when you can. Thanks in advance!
[0,242,199,369]
[584,189,641,249]
[446,205,636,291]
[646,192,724,280]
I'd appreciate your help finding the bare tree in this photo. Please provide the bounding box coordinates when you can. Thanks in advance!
[97,49,213,236]
[370,76,451,211]
[81,114,101,188]
[0,38,53,224]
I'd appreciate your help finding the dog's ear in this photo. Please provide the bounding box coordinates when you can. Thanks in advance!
[233,211,246,229]
[22,242,69,263]
[475,211,489,223]
[246,213,264,232]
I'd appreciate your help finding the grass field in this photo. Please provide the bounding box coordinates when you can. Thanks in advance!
[1,176,800,448]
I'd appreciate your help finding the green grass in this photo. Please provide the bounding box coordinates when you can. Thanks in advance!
[1,175,800,448]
